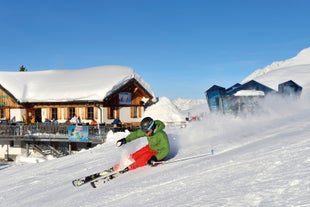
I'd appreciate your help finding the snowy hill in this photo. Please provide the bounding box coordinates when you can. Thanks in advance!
[242,47,310,90]
[1,48,310,206]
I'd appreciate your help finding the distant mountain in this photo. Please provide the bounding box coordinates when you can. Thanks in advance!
[242,47,310,90]
[173,98,206,111]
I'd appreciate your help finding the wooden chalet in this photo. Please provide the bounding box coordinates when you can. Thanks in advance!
[0,65,156,126]
[0,66,156,160]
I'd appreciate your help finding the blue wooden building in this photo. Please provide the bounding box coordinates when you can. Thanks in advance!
[278,80,302,97]
[205,79,302,115]
[205,85,226,112]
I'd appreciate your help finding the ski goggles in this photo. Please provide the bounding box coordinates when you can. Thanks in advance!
[146,120,155,132]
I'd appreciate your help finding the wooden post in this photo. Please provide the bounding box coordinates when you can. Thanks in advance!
[26,143,30,157]
[6,144,9,161]
[68,143,71,155]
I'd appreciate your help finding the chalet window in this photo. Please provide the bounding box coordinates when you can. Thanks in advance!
[131,106,141,118]
[51,108,58,120]
[108,107,119,119]
[0,108,4,118]
[87,107,94,120]
[68,107,75,118]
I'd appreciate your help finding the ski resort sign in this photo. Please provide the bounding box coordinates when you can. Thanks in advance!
[68,125,89,142]
[119,92,132,105]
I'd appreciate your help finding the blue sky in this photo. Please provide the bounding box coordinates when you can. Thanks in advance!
[1,0,310,100]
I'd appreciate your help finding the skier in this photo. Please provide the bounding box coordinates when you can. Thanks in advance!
[72,117,170,187]
[112,117,170,174]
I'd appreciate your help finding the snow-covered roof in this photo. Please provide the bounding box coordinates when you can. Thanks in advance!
[0,65,155,103]
[234,90,265,96]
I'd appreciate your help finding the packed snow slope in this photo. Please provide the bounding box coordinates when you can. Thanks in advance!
[1,48,310,207]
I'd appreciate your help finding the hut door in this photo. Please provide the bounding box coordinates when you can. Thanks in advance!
[35,108,42,122]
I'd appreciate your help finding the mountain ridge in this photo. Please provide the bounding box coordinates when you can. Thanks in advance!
[242,47,310,85]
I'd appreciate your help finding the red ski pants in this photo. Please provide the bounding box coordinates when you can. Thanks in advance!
[126,145,158,170]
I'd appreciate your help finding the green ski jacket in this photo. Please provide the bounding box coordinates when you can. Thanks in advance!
[125,120,170,160]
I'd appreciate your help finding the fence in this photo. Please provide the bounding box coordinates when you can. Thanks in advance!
[0,123,113,143]
[0,123,114,160]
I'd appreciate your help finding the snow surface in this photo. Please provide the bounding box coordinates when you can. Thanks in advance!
[0,65,155,102]
[1,48,310,207]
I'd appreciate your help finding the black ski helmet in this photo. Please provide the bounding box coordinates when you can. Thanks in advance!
[140,117,155,132]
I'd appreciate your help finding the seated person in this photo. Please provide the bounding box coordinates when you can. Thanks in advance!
[112,118,122,132]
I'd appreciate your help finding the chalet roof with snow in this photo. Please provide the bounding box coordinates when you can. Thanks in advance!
[0,65,155,103]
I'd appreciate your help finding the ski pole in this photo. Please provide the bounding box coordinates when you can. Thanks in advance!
[155,152,213,165]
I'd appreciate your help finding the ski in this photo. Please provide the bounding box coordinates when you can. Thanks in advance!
[72,168,114,187]
[74,152,214,188]
[90,168,129,188]
[90,172,121,188]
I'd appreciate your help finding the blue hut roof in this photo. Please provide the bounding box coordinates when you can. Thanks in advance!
[226,80,275,96]
[205,85,226,93]
[278,80,302,96]
[278,80,302,89]
[226,83,242,94]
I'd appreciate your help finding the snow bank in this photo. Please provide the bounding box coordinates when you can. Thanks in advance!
[143,96,186,122]
[15,154,54,164]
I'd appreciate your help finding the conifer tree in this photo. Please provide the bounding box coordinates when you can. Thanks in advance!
[19,65,27,72]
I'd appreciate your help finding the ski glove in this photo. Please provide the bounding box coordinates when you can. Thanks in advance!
[116,138,126,147]
[147,156,158,166]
